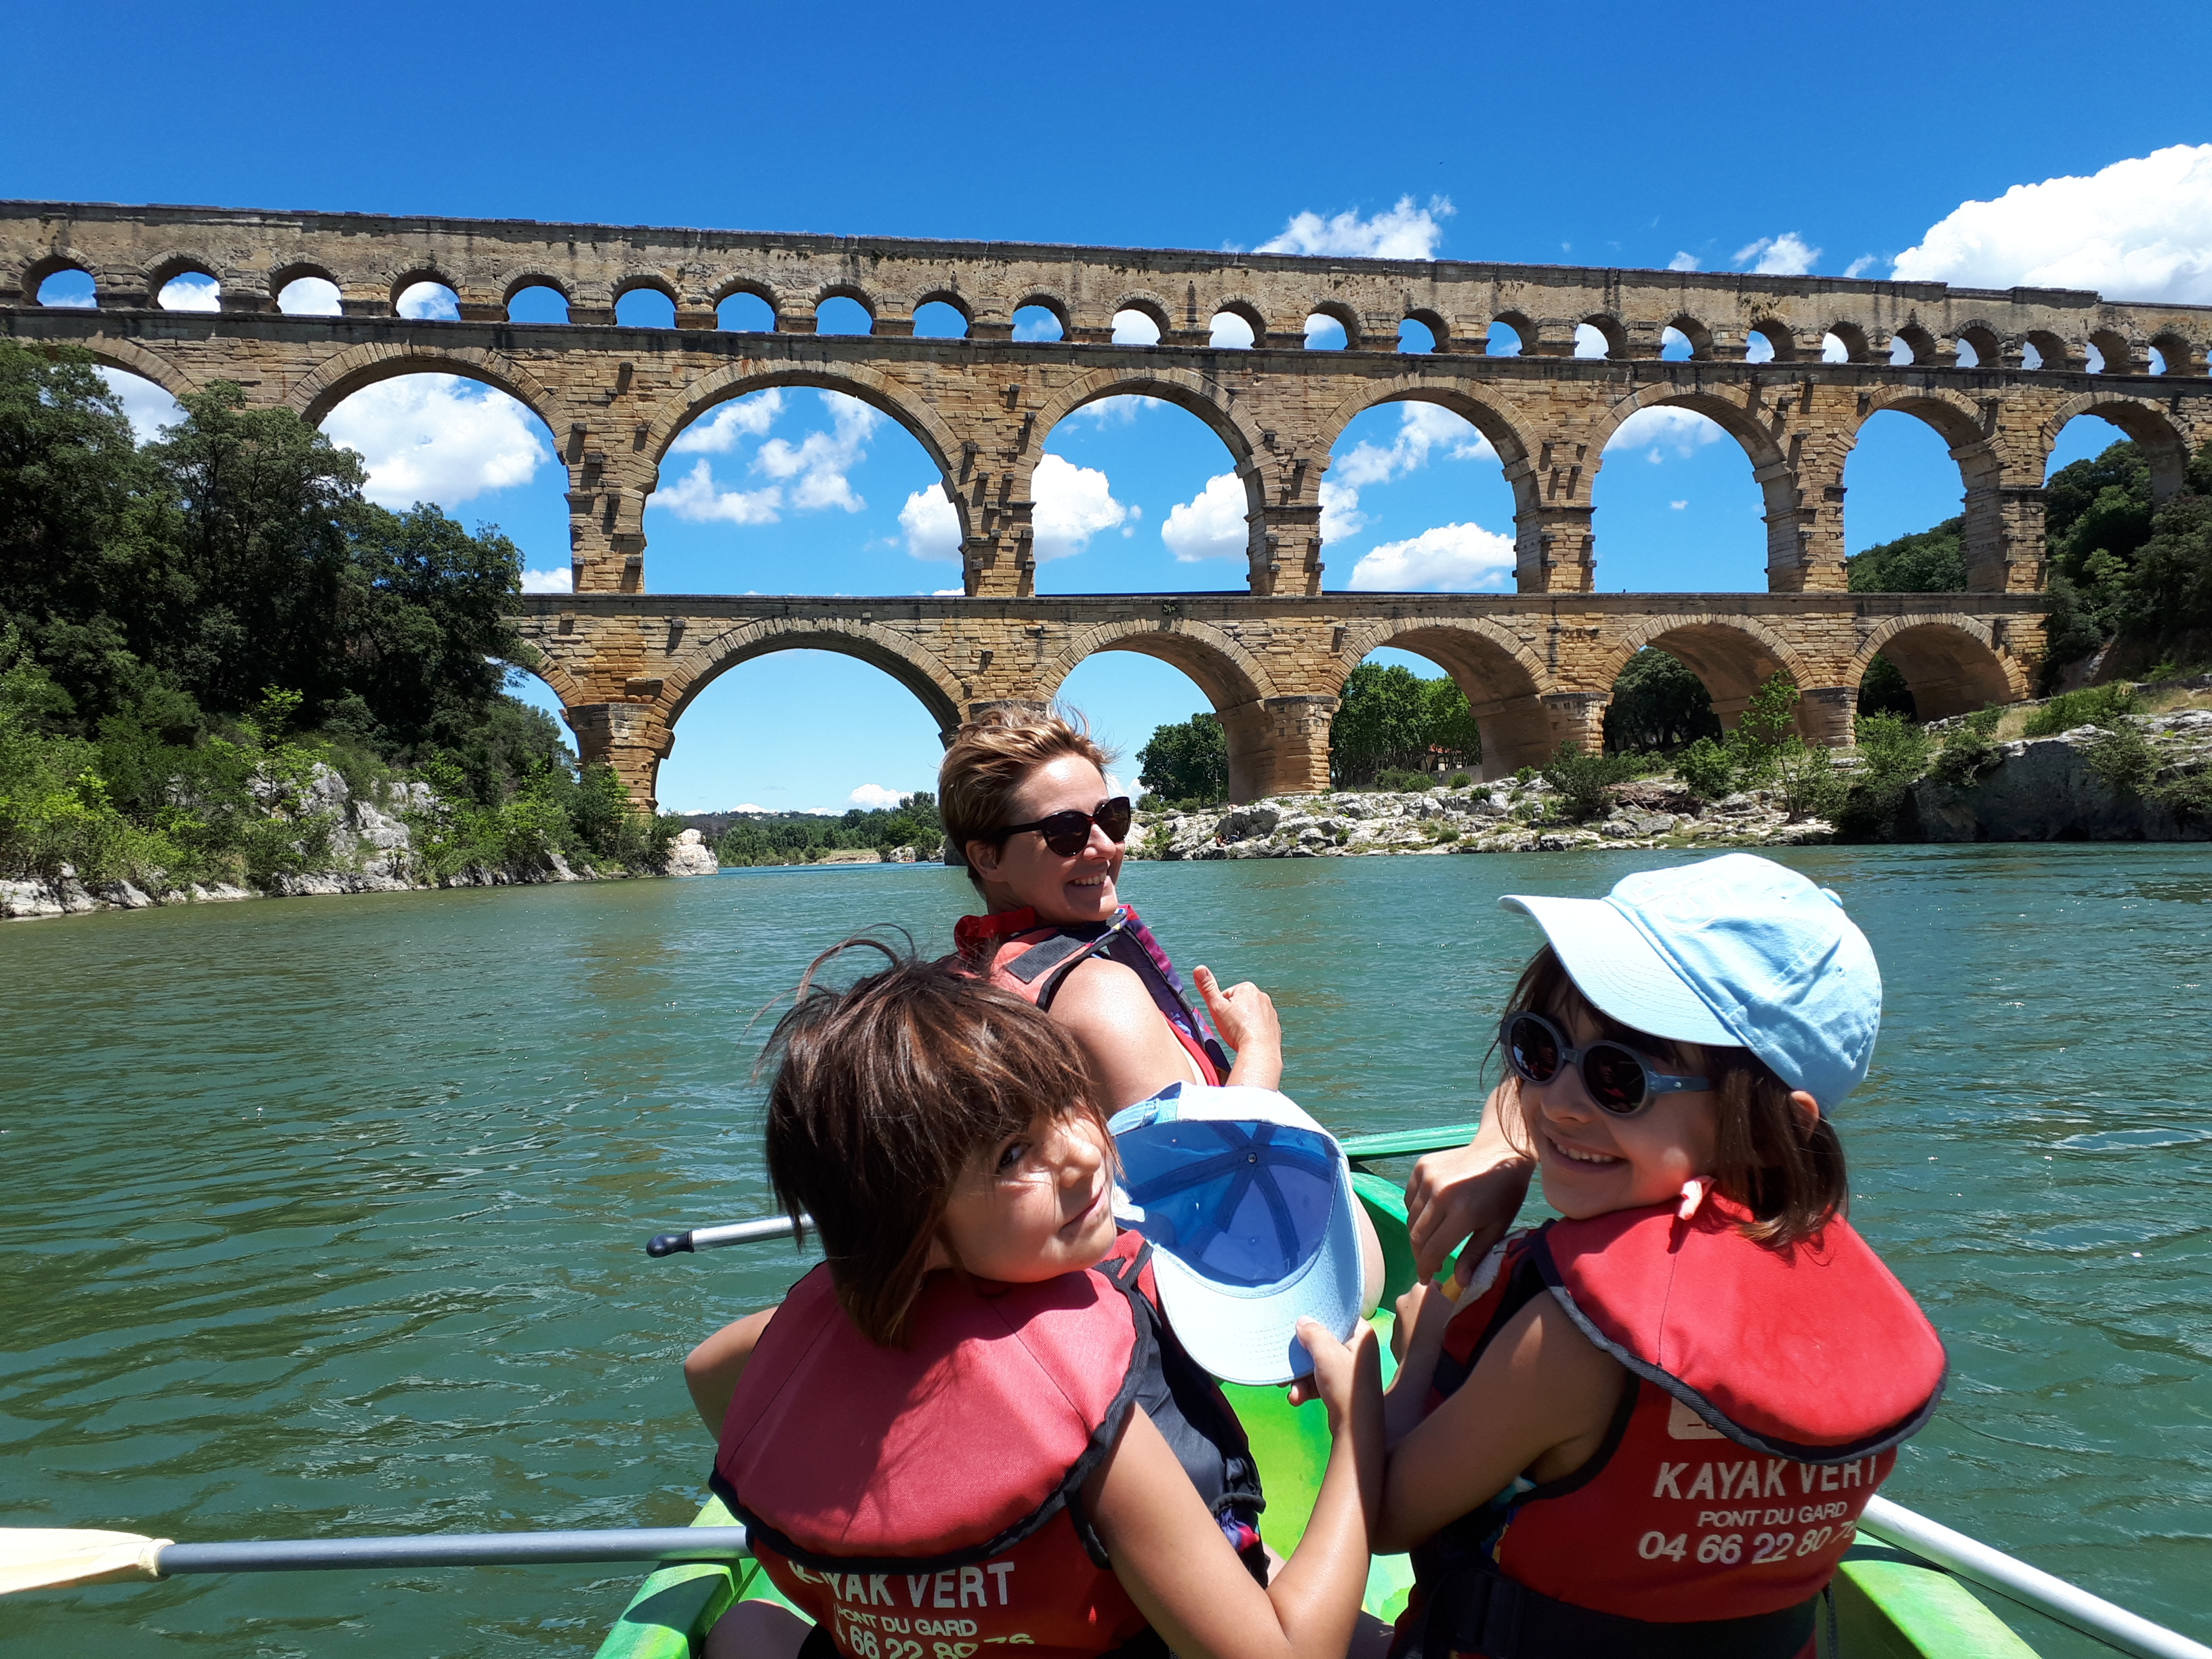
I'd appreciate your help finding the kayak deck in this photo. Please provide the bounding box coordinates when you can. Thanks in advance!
[601,1147,2044,1659]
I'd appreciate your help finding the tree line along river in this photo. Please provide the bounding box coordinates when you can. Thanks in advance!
[2,846,2206,1657]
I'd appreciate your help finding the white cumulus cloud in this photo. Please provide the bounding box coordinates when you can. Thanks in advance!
[1319,480,1364,542]
[1606,405,1725,461]
[158,273,220,312]
[1668,251,1700,272]
[1732,232,1821,276]
[323,375,550,508]
[1111,310,1161,345]
[655,459,782,525]
[849,783,912,810]
[521,566,573,592]
[1843,254,1878,279]
[755,393,878,512]
[96,368,186,444]
[279,276,343,316]
[1890,144,2212,303]
[1258,196,1454,260]
[1031,453,1128,560]
[899,484,961,560]
[1347,523,1516,592]
[1162,472,1250,563]
[1335,403,1492,488]
[396,282,460,320]
[670,391,785,454]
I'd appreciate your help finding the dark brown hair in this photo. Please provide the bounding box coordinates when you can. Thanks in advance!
[1498,945,1848,1250]
[937,708,1116,889]
[760,939,1107,1345]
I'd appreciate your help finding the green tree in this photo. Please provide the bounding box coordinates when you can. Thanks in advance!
[1845,517,1967,593]
[1602,648,1721,753]
[1329,662,1479,785]
[1138,711,1229,804]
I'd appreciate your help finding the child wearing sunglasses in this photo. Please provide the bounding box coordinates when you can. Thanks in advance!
[689,945,1384,1659]
[938,709,1284,1111]
[1377,855,1946,1659]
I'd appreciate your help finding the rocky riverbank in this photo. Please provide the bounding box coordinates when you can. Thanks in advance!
[1136,695,2212,861]
[1,766,719,921]
[1136,779,1838,861]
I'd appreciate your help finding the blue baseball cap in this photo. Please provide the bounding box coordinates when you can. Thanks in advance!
[1108,1084,1364,1386]
[1498,853,1882,1109]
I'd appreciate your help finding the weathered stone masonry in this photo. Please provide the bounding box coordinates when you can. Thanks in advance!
[6,201,2207,804]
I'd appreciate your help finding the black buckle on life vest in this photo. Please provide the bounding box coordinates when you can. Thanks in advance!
[1397,1536,1818,1659]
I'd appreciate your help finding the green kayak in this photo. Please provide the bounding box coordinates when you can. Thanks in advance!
[596,1129,2036,1659]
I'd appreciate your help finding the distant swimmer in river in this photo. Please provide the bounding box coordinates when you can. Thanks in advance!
[936,708,1280,1110]
[1378,854,1946,1659]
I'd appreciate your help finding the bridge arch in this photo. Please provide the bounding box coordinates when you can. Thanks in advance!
[1334,617,1556,779]
[640,360,966,493]
[1849,615,2026,720]
[2042,392,2194,499]
[1597,613,1821,738]
[1039,619,1290,800]
[289,342,563,432]
[75,337,204,403]
[661,617,968,734]
[1315,377,1537,511]
[1030,367,1265,485]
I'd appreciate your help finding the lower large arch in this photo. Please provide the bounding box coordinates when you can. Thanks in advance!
[1038,619,1291,800]
[1598,614,1819,737]
[290,342,562,433]
[661,617,967,733]
[1850,617,2025,721]
[1335,617,1554,779]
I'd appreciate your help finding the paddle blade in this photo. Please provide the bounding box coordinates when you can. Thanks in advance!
[0,1529,167,1594]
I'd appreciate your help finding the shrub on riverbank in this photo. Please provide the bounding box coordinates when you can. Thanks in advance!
[0,342,680,888]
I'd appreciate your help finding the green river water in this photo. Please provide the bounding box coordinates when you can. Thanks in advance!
[3,847,2207,1657]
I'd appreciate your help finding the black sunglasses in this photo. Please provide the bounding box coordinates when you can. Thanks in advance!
[998,796,1133,857]
[1498,1011,1712,1117]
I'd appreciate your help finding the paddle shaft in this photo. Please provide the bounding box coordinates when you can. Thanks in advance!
[641,1124,1483,1256]
[152,1527,752,1576]
[1861,1497,2210,1659]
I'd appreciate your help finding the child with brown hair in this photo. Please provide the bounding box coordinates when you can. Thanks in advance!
[685,943,1382,1659]
[1378,855,1946,1659]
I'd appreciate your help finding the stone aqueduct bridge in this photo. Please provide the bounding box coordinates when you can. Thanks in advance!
[5,201,2210,802]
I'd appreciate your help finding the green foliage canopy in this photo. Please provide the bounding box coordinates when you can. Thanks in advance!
[1138,711,1228,804]
[1602,648,1721,753]
[1328,662,1479,786]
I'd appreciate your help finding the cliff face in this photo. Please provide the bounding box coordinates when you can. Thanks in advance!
[1,766,718,922]
[1902,712,2212,842]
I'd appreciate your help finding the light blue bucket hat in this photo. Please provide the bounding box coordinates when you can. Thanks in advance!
[1499,853,1882,1109]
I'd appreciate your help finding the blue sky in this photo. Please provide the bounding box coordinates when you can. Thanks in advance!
[16,0,2210,812]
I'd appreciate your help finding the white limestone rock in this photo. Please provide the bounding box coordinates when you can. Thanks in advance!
[663,827,719,876]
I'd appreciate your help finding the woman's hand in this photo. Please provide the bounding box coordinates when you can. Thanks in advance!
[1405,1084,1534,1286]
[1285,1316,1380,1422]
[1194,966,1282,1092]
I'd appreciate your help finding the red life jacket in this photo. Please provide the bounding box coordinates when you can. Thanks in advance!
[714,1229,1263,1659]
[949,905,1229,1087]
[1395,1199,1946,1659]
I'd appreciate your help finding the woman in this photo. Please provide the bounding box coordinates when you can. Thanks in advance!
[939,710,1283,1111]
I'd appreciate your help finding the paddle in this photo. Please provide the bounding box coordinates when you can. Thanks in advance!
[643,1123,1485,1256]
[0,1525,753,1596]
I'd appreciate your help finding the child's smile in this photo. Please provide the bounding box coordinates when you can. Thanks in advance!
[1521,1003,1719,1218]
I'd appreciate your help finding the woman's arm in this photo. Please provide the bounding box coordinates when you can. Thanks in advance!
[683,1306,777,1437]
[1087,1317,1382,1659]
[1374,1292,1624,1555]
[1050,957,1218,1109]
[1193,965,1283,1092]
[1404,1082,1536,1286]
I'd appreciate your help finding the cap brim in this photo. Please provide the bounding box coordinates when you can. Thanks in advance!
[1146,1174,1365,1387]
[1498,893,1738,1048]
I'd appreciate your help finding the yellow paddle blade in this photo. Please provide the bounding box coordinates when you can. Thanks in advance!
[0,1529,169,1595]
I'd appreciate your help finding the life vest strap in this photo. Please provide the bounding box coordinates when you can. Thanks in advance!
[1398,1541,1816,1659]
[1003,932,1099,991]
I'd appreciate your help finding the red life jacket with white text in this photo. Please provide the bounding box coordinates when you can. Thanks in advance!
[949,905,1228,1087]
[1394,1200,1946,1659]
[715,1229,1262,1659]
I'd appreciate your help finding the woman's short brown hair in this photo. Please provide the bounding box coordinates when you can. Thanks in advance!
[1498,945,1847,1250]
[937,708,1115,888]
[760,939,1107,1345]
